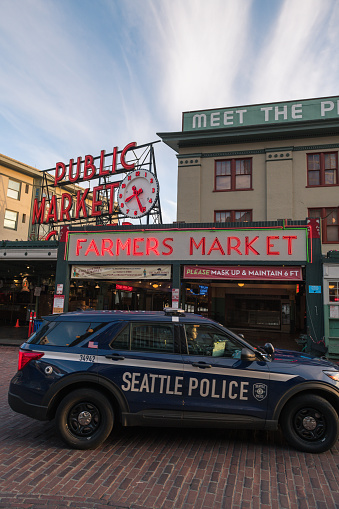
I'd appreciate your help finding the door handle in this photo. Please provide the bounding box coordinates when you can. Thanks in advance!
[105,354,125,361]
[191,362,212,369]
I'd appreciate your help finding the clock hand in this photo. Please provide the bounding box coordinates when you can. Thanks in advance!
[135,189,146,213]
[124,185,145,213]
[125,185,142,202]
[125,185,138,202]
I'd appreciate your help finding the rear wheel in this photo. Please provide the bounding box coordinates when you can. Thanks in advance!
[55,388,114,449]
[280,394,339,453]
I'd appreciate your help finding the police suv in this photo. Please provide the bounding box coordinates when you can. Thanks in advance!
[8,309,339,453]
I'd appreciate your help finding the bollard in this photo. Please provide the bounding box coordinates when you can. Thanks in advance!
[28,311,33,337]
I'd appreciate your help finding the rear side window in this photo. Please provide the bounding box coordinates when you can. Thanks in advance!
[110,322,175,353]
[28,320,56,344]
[29,321,106,347]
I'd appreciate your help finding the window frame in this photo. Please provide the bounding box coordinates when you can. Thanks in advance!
[28,320,107,347]
[182,323,243,358]
[214,210,252,223]
[7,179,21,200]
[308,207,339,243]
[214,158,252,192]
[328,281,339,303]
[109,322,181,354]
[4,209,18,230]
[306,152,339,187]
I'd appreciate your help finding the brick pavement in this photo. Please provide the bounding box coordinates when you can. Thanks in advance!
[0,345,338,509]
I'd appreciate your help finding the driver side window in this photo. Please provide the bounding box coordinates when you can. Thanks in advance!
[184,324,241,358]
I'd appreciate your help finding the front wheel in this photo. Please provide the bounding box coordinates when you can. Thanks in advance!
[55,388,114,449]
[280,394,339,453]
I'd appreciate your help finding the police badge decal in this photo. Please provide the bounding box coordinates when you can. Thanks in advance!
[253,383,268,401]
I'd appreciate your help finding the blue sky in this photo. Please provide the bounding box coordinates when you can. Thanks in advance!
[1,0,339,223]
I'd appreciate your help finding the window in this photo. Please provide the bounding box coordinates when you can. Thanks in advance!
[329,282,339,302]
[309,207,339,242]
[184,324,242,358]
[110,323,175,353]
[215,210,252,223]
[215,158,252,191]
[131,323,174,353]
[25,184,29,194]
[4,210,18,230]
[22,214,26,223]
[307,152,338,186]
[29,321,107,347]
[110,324,130,350]
[7,179,21,200]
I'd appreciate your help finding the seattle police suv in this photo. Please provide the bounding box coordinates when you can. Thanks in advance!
[8,309,339,453]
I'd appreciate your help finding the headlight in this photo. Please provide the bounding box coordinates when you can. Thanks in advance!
[324,371,339,382]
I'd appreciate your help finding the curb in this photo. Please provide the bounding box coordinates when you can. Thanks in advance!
[0,340,25,347]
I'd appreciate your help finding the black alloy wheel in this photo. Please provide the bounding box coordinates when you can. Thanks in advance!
[280,394,339,453]
[55,388,114,449]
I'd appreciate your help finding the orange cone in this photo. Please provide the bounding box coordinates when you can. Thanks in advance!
[14,319,20,328]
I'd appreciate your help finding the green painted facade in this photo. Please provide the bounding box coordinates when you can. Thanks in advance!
[183,95,339,132]
[324,305,339,357]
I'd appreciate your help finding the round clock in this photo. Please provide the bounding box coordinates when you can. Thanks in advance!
[117,169,159,218]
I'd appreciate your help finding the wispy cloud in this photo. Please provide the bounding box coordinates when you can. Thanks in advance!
[123,0,254,120]
[1,0,339,223]
[249,0,339,102]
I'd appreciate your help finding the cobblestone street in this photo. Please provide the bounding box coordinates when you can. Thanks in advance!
[0,346,338,509]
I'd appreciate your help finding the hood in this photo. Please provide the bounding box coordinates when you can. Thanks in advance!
[271,348,339,369]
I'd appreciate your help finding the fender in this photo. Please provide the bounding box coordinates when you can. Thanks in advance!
[42,372,130,418]
[271,381,339,421]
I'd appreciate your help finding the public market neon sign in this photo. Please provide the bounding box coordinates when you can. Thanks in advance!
[32,142,136,225]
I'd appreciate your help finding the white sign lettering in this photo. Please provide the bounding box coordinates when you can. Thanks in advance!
[121,372,253,401]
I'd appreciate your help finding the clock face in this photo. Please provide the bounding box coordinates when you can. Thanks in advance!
[117,169,159,219]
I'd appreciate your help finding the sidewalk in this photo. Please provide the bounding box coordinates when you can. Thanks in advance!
[1,343,339,509]
[0,326,29,347]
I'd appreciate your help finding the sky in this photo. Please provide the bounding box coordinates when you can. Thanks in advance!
[1,0,339,224]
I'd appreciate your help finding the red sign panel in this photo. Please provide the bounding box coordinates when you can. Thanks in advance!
[307,218,320,239]
[67,229,307,263]
[184,265,303,281]
[116,284,133,291]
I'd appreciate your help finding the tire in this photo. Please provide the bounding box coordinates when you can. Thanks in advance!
[55,389,114,449]
[280,394,339,453]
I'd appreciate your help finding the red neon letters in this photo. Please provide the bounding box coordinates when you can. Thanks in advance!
[75,237,174,258]
[32,143,137,225]
[189,235,297,257]
[54,142,136,186]
[73,234,298,259]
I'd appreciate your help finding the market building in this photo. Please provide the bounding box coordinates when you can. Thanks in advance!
[0,152,93,327]
[52,220,322,356]
[0,154,58,327]
[3,96,339,357]
[157,95,339,357]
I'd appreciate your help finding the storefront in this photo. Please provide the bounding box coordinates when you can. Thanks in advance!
[53,220,323,349]
[183,265,305,333]
[0,240,58,328]
[323,251,339,359]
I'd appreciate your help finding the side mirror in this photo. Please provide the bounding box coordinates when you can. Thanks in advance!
[264,343,274,355]
[240,347,257,362]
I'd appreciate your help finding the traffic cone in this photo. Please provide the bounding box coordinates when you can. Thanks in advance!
[14,319,20,328]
